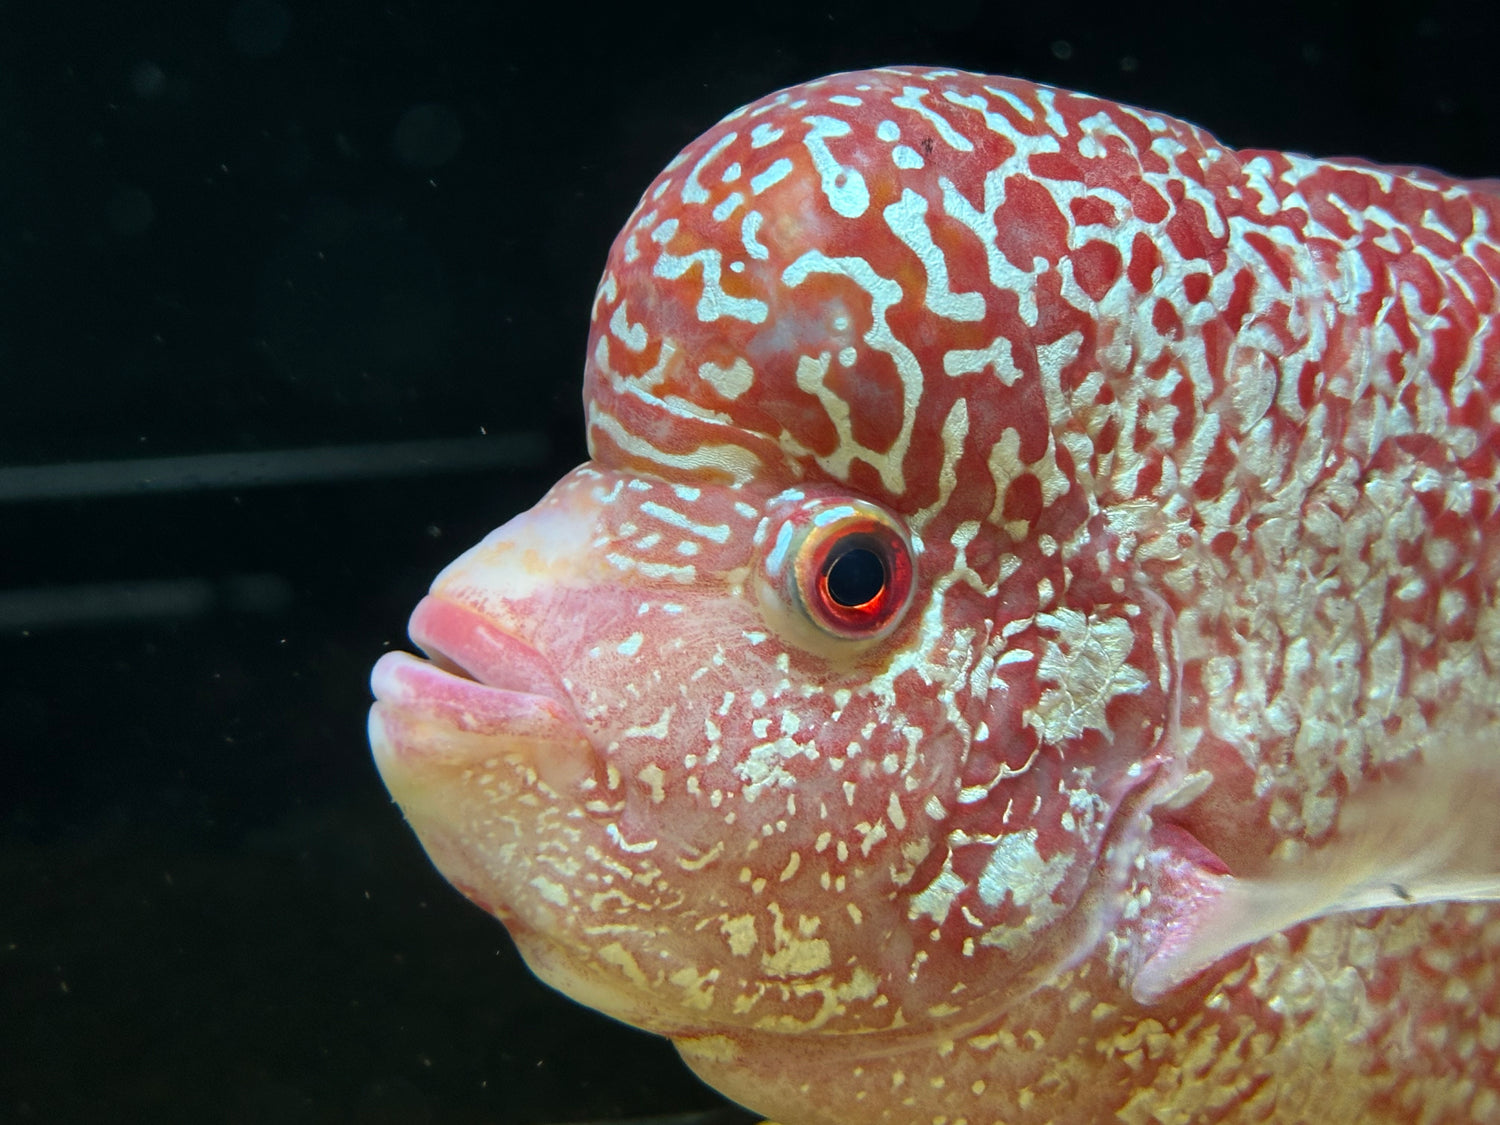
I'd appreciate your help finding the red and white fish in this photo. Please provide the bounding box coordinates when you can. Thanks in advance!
[369,67,1500,1123]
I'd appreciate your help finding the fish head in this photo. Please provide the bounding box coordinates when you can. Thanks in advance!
[371,66,1185,1048]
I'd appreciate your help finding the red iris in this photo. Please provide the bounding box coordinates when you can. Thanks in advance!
[794,509,914,640]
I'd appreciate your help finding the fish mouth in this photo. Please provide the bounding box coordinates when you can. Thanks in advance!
[368,595,595,794]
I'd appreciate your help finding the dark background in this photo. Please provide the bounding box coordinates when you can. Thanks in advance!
[2,1,1496,1122]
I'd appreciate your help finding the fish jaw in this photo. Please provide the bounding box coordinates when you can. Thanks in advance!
[367,489,628,1003]
[368,590,600,907]
[369,589,706,1031]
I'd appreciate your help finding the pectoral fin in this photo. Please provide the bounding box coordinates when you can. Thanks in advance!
[1131,726,1500,1004]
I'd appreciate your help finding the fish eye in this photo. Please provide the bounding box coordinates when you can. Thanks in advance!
[768,498,915,643]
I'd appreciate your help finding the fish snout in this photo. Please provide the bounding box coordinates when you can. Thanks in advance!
[428,470,607,606]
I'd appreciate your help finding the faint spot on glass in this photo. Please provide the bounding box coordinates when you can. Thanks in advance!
[130,61,166,99]
[393,104,465,169]
[254,201,454,400]
[107,186,155,237]
[914,0,980,31]
[222,574,294,613]
[227,0,290,59]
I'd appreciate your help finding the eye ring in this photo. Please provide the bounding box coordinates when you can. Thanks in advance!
[763,497,916,643]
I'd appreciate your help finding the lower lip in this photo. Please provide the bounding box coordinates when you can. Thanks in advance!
[369,649,580,739]
[368,650,596,796]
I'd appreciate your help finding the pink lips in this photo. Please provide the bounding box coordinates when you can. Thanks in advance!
[369,595,588,752]
[411,595,577,705]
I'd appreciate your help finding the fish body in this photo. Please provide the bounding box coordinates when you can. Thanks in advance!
[369,67,1500,1123]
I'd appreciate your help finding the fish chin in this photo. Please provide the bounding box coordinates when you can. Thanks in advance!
[367,625,723,1034]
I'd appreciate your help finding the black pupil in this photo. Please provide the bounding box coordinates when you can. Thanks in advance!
[825,547,886,608]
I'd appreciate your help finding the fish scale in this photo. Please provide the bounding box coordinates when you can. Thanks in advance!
[370,66,1500,1123]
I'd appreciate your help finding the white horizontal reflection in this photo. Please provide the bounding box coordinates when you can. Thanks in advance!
[0,434,549,502]
[0,574,293,630]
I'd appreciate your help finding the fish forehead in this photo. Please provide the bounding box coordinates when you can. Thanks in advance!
[585,66,1225,525]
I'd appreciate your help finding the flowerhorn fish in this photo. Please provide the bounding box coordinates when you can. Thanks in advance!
[369,67,1500,1123]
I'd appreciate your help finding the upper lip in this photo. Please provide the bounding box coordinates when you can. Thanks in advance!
[371,594,582,725]
[407,595,574,701]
